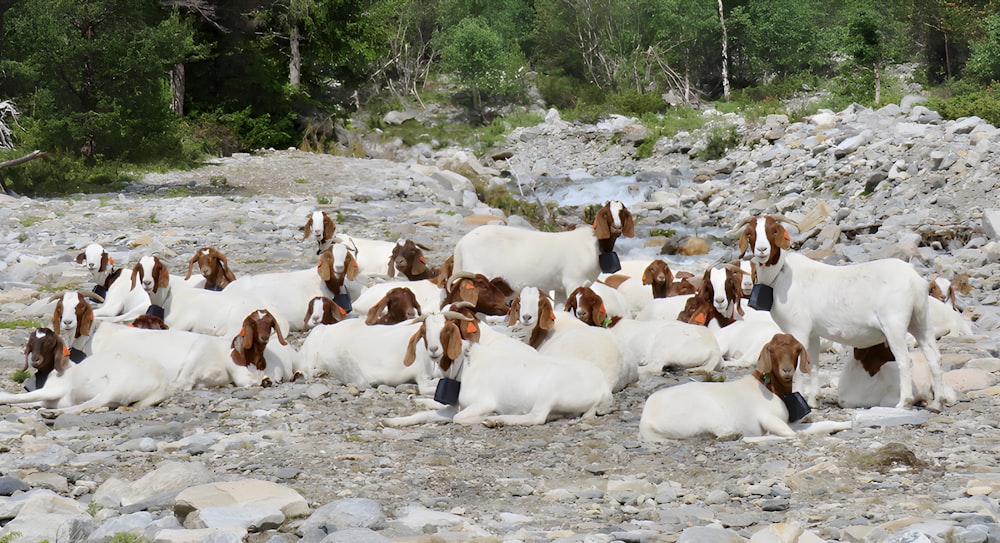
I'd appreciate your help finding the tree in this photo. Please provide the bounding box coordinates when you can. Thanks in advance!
[728,0,832,84]
[437,16,524,120]
[966,12,1000,83]
[847,8,888,104]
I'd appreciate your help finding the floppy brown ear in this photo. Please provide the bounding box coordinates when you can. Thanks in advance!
[101,252,112,271]
[738,227,751,259]
[459,281,480,306]
[538,298,556,331]
[303,215,314,238]
[444,322,464,362]
[773,222,791,250]
[241,320,255,350]
[154,260,170,293]
[130,263,142,290]
[77,300,94,337]
[185,253,199,280]
[269,313,288,345]
[491,277,515,297]
[218,252,236,282]
[620,207,635,237]
[76,252,86,265]
[403,326,425,367]
[564,290,579,314]
[323,215,336,240]
[366,297,391,325]
[386,254,396,278]
[410,253,429,276]
[593,205,612,240]
[641,265,653,285]
[756,343,773,375]
[507,297,521,326]
[346,253,360,281]
[796,343,811,374]
[317,250,333,281]
[52,339,71,373]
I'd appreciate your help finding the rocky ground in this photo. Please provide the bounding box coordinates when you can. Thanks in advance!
[0,96,998,543]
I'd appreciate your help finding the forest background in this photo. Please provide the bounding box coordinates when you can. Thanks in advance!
[2,0,1000,195]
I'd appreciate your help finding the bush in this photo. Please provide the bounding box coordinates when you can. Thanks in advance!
[927,83,1000,126]
[608,91,668,116]
[536,73,604,109]
[0,151,132,196]
[697,123,741,161]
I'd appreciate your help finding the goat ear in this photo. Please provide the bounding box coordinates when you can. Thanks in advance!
[444,322,464,361]
[130,263,142,290]
[303,215,313,237]
[773,223,791,250]
[507,297,521,326]
[50,304,62,334]
[403,326,424,367]
[539,299,556,331]
[241,321,254,350]
[797,344,812,374]
[410,254,428,276]
[366,297,390,325]
[386,254,396,278]
[594,302,608,327]
[269,314,288,345]
[620,207,635,237]
[593,206,611,240]
[78,302,94,337]
[346,253,360,281]
[316,251,333,281]
[323,215,336,240]
[641,265,654,285]
[756,344,773,375]
[218,253,236,282]
[460,282,480,305]
[76,252,86,265]
[563,292,578,314]
[185,253,199,280]
[154,260,170,293]
[738,227,751,259]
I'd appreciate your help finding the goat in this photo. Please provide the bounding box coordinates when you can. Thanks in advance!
[184,247,236,291]
[441,272,514,317]
[229,309,297,385]
[609,317,722,374]
[91,318,276,390]
[3,328,171,414]
[736,260,757,298]
[50,291,102,362]
[304,210,337,254]
[677,266,743,327]
[383,319,613,427]
[303,296,349,329]
[928,273,970,311]
[365,287,422,325]
[451,200,635,301]
[296,313,462,395]
[91,255,152,323]
[837,343,935,408]
[639,334,838,441]
[76,243,121,299]
[506,286,562,349]
[130,314,170,330]
[223,243,359,331]
[337,234,397,277]
[352,280,444,319]
[634,295,694,322]
[737,214,956,410]
[565,285,622,328]
[928,295,974,338]
[388,239,438,281]
[640,260,697,299]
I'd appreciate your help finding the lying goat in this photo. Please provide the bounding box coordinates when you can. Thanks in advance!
[303,296,349,329]
[442,272,514,317]
[3,329,170,414]
[229,309,297,385]
[639,334,844,441]
[304,210,337,254]
[388,239,439,281]
[365,287,423,325]
[185,247,237,291]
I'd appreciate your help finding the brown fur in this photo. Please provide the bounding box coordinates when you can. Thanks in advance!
[388,240,437,281]
[366,287,422,325]
[565,286,619,328]
[303,296,348,327]
[593,201,636,253]
[230,309,287,371]
[129,314,170,330]
[51,292,95,339]
[853,343,895,377]
[185,247,237,290]
[508,291,557,349]
[442,273,514,316]
[130,256,170,293]
[317,246,360,295]
[738,216,791,267]
[754,333,810,398]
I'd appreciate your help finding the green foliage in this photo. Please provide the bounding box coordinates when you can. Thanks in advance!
[86,500,103,517]
[536,73,604,110]
[0,151,132,196]
[0,531,21,542]
[104,533,142,543]
[697,123,741,161]
[966,14,1000,84]
[927,83,1000,126]
[608,92,667,117]
[728,0,834,83]
[633,108,707,158]
[0,320,43,330]
[10,370,31,384]
[437,17,527,116]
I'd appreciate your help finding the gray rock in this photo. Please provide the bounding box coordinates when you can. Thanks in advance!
[319,527,392,543]
[296,498,386,537]
[0,476,29,496]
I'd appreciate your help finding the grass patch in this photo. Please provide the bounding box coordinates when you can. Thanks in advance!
[373,110,543,156]
[0,320,43,329]
[10,369,30,383]
[19,216,42,228]
[634,107,709,158]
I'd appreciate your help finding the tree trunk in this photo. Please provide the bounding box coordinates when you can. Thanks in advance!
[170,63,185,116]
[874,63,881,105]
[717,0,730,101]
[289,24,302,89]
[0,150,47,196]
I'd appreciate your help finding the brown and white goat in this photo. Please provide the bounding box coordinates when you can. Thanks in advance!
[129,314,170,330]
[388,239,438,281]
[303,295,349,329]
[304,210,337,255]
[4,328,171,413]
[185,247,237,291]
[230,309,293,385]
[565,285,620,328]
[737,214,955,410]
[76,243,121,299]
[442,272,514,317]
[366,287,423,325]
[593,200,636,253]
[639,334,818,441]
[928,273,970,311]
[677,266,743,327]
[837,342,936,408]
[50,291,101,361]
[507,286,559,349]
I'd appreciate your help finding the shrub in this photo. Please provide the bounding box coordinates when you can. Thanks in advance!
[697,123,742,161]
[927,83,1000,126]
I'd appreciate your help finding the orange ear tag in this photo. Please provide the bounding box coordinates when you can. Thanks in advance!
[62,345,71,357]
[419,255,426,263]
[464,283,474,290]
[549,310,556,321]
[592,219,598,229]
[466,322,478,334]
[337,305,347,315]
[109,257,115,264]
[783,230,791,241]
[238,328,246,336]
[693,312,707,325]
[599,303,606,313]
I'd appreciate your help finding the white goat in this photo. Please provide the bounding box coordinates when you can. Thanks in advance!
[223,243,361,331]
[610,318,722,374]
[639,334,848,441]
[351,280,444,318]
[296,314,458,394]
[3,328,171,414]
[737,215,956,410]
[451,200,634,301]
[837,343,934,408]
[383,329,613,427]
[337,234,397,277]
[634,295,693,322]
[90,255,152,323]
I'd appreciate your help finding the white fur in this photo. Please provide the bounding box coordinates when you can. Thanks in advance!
[609,318,722,373]
[338,234,396,277]
[928,296,973,338]
[837,351,934,408]
[351,280,444,317]
[634,295,693,322]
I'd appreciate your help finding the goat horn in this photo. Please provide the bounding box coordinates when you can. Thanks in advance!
[408,314,431,324]
[726,216,757,236]
[442,310,473,321]
[447,301,476,311]
[80,289,105,303]
[768,214,800,229]
[723,263,746,275]
[448,271,477,289]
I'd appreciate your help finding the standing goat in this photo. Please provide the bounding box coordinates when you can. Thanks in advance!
[451,200,635,301]
[737,214,956,410]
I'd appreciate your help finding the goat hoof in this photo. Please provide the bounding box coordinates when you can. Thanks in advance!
[261,377,273,388]
[291,371,304,382]
[481,419,504,429]
[39,409,59,420]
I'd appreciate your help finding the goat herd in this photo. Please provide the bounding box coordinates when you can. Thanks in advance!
[6,201,975,442]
